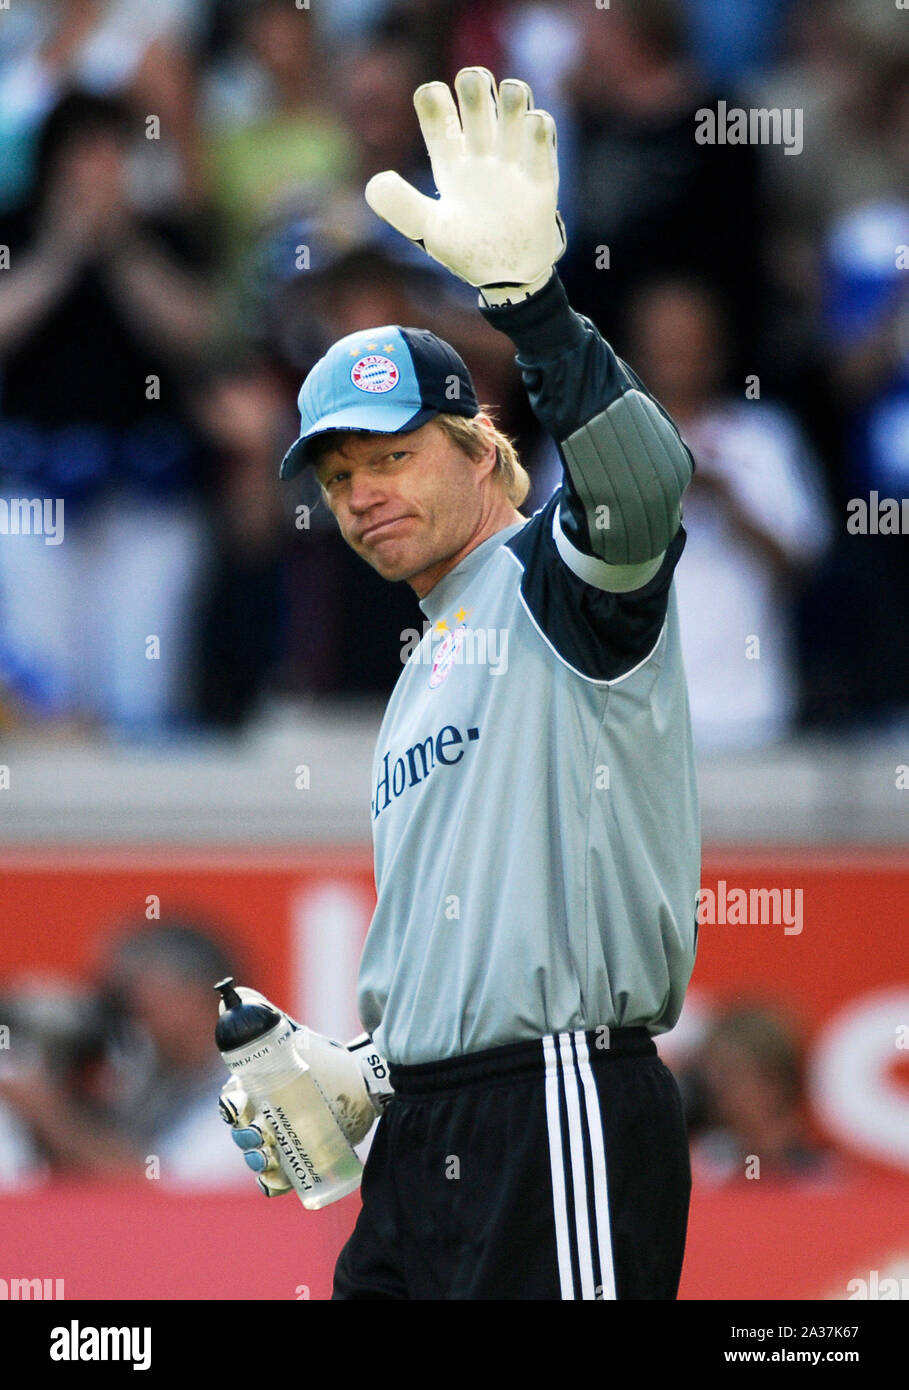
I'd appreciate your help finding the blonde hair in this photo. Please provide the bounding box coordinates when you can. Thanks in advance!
[433,410,531,510]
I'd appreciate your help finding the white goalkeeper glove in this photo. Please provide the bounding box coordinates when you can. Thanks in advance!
[365,65,566,307]
[218,988,393,1198]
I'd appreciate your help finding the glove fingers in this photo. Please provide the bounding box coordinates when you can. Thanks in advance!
[454,67,497,157]
[242,1147,279,1176]
[365,170,434,242]
[232,1124,268,1152]
[227,1114,292,1196]
[497,78,533,161]
[257,1173,292,1198]
[414,80,463,170]
[520,109,559,186]
[221,1068,294,1199]
[219,1080,254,1128]
[242,1139,292,1194]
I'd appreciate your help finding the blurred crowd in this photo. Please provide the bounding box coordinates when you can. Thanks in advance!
[0,918,249,1189]
[0,0,906,749]
[0,915,841,1192]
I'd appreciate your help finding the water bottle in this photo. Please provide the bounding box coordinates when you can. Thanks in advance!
[214,978,363,1209]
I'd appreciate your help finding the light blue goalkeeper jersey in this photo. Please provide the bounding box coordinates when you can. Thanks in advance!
[357,275,701,1066]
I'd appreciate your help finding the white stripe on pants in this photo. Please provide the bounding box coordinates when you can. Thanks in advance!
[543,1030,617,1300]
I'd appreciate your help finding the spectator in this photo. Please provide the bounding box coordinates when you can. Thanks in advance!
[559,0,764,368]
[191,352,289,727]
[201,0,355,283]
[0,0,206,213]
[0,921,248,1188]
[0,975,127,1185]
[0,979,108,1187]
[807,199,909,728]
[0,0,901,727]
[691,1003,840,1186]
[340,28,435,190]
[0,91,217,736]
[750,1,909,398]
[683,0,797,89]
[626,277,832,751]
[98,919,248,1187]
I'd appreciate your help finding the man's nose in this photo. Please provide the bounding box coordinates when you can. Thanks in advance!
[347,470,388,512]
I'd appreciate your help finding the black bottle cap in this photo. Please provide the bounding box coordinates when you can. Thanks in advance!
[214,977,282,1052]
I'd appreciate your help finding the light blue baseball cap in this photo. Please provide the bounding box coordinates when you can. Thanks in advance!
[280,324,480,480]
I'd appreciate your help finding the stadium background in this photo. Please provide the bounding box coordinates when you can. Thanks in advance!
[0,0,907,1301]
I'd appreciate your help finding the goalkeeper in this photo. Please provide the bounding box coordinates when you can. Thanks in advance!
[223,67,700,1300]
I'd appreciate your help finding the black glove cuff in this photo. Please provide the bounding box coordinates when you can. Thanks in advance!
[478,271,586,357]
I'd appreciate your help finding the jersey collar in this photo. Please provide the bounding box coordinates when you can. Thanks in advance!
[418,519,526,625]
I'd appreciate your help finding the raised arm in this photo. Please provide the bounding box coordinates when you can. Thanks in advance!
[364,66,693,593]
[479,273,694,591]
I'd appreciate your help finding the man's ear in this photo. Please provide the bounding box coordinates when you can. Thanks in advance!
[474,414,499,478]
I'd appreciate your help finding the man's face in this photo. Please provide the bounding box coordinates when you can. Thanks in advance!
[630,286,722,406]
[314,419,495,593]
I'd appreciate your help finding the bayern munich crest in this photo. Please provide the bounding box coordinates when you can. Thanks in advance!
[429,625,467,689]
[351,354,400,393]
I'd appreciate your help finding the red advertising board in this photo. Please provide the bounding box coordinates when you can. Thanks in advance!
[0,846,906,1300]
[0,846,907,1172]
[0,1176,905,1301]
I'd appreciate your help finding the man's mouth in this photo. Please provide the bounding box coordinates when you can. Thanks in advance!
[360,517,412,543]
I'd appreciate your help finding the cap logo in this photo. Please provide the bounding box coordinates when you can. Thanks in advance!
[350,354,400,394]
